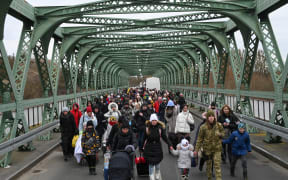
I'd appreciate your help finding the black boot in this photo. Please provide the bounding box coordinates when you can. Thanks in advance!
[64,155,68,162]
[89,168,93,175]
[92,168,97,175]
[230,168,235,177]
[243,170,248,180]
[199,158,205,171]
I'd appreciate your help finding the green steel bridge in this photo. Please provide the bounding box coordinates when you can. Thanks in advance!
[0,0,288,170]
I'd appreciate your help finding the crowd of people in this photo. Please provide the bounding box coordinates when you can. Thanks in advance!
[59,88,251,180]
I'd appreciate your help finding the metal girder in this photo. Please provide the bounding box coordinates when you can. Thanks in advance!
[0,0,13,40]
[36,0,255,16]
[1,0,288,168]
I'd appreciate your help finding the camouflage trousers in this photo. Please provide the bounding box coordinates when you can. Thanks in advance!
[206,152,222,180]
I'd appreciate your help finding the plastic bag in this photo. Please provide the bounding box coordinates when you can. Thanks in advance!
[72,135,79,148]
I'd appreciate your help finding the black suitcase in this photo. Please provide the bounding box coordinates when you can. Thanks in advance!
[135,154,149,176]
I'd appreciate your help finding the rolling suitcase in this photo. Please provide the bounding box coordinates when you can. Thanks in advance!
[135,153,149,176]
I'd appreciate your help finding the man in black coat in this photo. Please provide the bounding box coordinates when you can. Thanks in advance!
[178,93,186,112]
[159,98,167,123]
[93,104,107,141]
[134,104,150,150]
[112,121,137,151]
[60,107,77,161]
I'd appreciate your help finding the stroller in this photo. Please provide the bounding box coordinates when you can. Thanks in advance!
[108,150,134,180]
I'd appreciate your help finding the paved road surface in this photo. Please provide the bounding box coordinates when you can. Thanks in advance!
[18,118,288,180]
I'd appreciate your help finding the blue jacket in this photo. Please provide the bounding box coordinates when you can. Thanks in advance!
[223,130,252,156]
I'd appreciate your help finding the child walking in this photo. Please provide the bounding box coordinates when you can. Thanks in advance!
[223,123,251,180]
[171,138,194,180]
[81,120,100,175]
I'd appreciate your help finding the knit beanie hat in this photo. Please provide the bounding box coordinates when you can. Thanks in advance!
[87,120,94,127]
[86,106,92,113]
[62,107,69,112]
[121,121,130,129]
[150,113,158,122]
[167,100,175,107]
[206,110,215,118]
[238,123,245,129]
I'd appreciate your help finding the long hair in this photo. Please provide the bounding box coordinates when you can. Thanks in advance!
[221,104,232,116]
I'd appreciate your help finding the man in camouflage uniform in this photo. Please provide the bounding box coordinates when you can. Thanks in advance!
[194,110,225,180]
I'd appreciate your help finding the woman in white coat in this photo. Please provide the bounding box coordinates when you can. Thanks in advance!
[175,105,194,142]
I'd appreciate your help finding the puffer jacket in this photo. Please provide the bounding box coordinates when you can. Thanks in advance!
[143,121,172,165]
[195,121,225,155]
[175,111,195,134]
[165,107,178,133]
[223,130,252,156]
[112,129,137,151]
[171,144,194,168]
[79,112,98,134]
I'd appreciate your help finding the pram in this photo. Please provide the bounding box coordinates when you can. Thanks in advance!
[108,151,134,180]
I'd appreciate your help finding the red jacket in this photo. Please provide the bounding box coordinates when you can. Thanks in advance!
[70,103,82,128]
[154,101,162,113]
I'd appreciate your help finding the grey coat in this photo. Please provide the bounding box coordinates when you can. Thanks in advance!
[165,107,179,133]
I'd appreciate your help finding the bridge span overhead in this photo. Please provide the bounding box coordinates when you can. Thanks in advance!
[0,0,288,179]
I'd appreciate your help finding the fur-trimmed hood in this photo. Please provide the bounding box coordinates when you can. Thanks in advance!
[145,120,165,129]
[108,102,118,112]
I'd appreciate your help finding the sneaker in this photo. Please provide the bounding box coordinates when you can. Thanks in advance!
[155,171,160,180]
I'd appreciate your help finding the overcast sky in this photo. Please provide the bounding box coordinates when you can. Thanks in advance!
[3,0,288,62]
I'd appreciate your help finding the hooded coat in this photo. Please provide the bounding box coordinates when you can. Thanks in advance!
[70,103,82,128]
[143,121,171,165]
[171,144,194,168]
[104,102,121,121]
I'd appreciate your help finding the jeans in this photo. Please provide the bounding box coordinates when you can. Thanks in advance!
[149,164,160,176]
[138,130,145,149]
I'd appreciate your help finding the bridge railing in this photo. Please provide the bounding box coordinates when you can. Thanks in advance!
[168,86,288,141]
[0,88,119,166]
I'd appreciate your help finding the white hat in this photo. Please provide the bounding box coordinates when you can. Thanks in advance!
[180,138,189,150]
[150,113,158,122]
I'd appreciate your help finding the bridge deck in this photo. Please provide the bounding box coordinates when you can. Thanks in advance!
[17,117,288,180]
